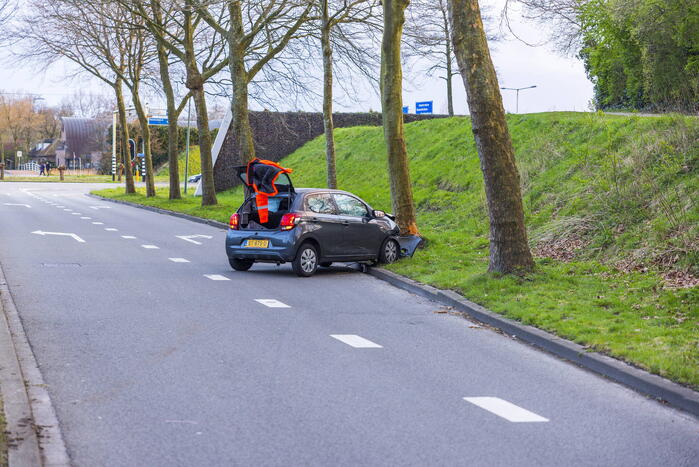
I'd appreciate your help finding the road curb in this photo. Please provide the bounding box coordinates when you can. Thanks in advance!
[368,267,699,418]
[87,193,699,418]
[87,194,229,230]
[0,263,70,466]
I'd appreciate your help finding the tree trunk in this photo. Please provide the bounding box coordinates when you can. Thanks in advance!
[156,41,181,200]
[185,0,217,206]
[115,80,135,194]
[131,89,156,197]
[448,0,534,274]
[443,5,455,116]
[321,1,337,189]
[150,2,181,200]
[229,2,255,164]
[381,0,418,235]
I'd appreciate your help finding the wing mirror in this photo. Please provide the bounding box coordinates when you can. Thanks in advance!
[372,210,386,218]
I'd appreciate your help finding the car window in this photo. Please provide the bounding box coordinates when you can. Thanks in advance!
[305,193,337,214]
[334,194,368,217]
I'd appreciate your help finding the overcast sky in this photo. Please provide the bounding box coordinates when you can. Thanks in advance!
[0,0,592,116]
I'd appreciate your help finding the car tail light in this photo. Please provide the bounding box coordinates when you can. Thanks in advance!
[229,213,240,230]
[280,212,300,231]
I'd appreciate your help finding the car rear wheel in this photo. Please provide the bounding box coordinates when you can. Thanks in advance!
[293,243,318,277]
[379,239,400,264]
[229,257,254,271]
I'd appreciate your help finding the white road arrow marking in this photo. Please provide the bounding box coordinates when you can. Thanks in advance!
[255,299,291,308]
[31,231,86,243]
[3,203,31,208]
[89,206,111,210]
[176,235,213,245]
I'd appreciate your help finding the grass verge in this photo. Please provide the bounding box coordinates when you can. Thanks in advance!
[94,112,699,389]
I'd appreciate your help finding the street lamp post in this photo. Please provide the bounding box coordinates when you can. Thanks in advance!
[500,85,537,114]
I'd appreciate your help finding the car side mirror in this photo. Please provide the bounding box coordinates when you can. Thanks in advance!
[373,210,385,218]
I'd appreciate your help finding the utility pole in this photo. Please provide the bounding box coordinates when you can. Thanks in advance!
[500,85,537,114]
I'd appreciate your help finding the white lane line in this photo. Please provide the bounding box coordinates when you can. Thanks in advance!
[104,228,118,231]
[330,334,382,348]
[89,206,111,210]
[169,258,190,263]
[176,234,213,245]
[63,209,72,211]
[463,397,549,423]
[3,203,31,208]
[56,205,65,208]
[121,235,136,239]
[71,213,81,215]
[92,222,104,225]
[255,299,291,308]
[80,217,91,220]
[204,274,229,281]
[141,245,159,249]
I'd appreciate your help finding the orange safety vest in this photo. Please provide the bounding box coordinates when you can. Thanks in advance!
[245,159,293,224]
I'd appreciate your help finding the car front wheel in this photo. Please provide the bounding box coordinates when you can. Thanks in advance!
[293,243,319,277]
[379,239,400,264]
[229,257,254,271]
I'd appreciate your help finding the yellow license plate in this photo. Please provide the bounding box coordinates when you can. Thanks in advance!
[246,239,269,248]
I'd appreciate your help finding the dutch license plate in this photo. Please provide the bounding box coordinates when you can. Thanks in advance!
[246,239,269,248]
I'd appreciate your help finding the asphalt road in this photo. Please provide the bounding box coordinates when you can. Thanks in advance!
[0,182,697,467]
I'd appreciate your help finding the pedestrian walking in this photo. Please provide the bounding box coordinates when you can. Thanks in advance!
[39,163,45,176]
[46,162,51,176]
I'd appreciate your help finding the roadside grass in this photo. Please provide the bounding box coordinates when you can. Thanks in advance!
[93,187,242,224]
[157,145,201,178]
[94,112,699,389]
[1,175,121,183]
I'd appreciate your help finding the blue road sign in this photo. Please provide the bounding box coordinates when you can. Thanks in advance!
[148,116,168,126]
[415,101,433,114]
[402,106,409,114]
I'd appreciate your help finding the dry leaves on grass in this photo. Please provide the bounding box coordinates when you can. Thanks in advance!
[533,235,588,261]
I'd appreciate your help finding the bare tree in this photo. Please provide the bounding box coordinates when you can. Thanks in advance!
[313,0,381,188]
[196,0,314,166]
[60,91,115,119]
[506,0,583,54]
[14,0,138,192]
[405,0,497,116]
[119,0,229,205]
[449,0,535,274]
[382,0,418,235]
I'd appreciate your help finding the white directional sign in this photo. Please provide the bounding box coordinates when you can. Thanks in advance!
[3,203,31,208]
[32,230,86,243]
[176,235,213,245]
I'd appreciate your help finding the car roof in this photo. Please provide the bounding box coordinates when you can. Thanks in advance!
[295,188,358,196]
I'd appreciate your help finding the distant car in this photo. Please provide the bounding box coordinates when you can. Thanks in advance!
[225,171,401,277]
[188,174,201,183]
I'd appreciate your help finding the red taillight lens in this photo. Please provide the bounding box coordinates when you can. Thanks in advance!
[280,212,299,230]
[229,213,240,230]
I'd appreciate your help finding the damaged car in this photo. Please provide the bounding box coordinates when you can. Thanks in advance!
[225,159,415,277]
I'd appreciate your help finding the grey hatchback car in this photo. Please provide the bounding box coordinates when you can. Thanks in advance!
[225,173,401,277]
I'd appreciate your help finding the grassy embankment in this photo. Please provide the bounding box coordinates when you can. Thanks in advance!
[94,112,699,389]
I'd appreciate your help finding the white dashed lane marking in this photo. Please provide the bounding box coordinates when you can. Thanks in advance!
[71,213,81,215]
[92,222,104,225]
[204,274,229,281]
[121,236,136,239]
[169,258,190,263]
[141,245,159,249]
[105,228,118,231]
[81,217,91,220]
[330,334,382,348]
[463,397,549,423]
[255,299,291,308]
